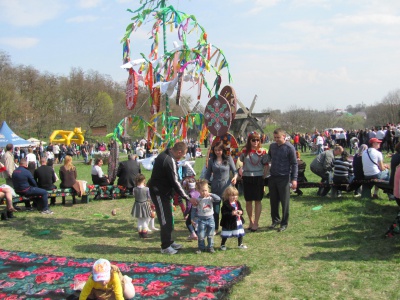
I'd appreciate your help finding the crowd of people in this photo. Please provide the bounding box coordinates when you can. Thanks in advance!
[2,126,400,299]
[1,127,399,246]
[290,124,400,155]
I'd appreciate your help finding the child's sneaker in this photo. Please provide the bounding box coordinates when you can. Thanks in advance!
[196,249,204,254]
[238,244,248,249]
[208,247,215,253]
[220,245,227,251]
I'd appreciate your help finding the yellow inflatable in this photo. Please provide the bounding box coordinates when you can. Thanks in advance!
[49,127,85,146]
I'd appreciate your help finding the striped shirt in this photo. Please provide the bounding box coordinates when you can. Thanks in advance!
[333,158,353,179]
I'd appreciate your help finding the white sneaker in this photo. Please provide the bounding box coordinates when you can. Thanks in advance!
[161,246,178,255]
[238,244,248,249]
[40,210,54,215]
[220,245,227,251]
[151,227,160,231]
[171,242,183,250]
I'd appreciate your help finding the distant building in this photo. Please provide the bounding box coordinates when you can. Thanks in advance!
[90,125,107,136]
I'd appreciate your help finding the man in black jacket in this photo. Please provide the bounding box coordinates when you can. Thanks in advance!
[34,157,57,205]
[148,141,197,254]
[117,154,141,193]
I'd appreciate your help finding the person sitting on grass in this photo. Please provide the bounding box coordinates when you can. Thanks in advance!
[79,258,135,300]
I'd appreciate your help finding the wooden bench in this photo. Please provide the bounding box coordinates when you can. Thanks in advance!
[0,185,134,219]
[296,179,394,200]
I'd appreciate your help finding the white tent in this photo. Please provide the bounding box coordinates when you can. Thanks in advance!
[27,137,47,146]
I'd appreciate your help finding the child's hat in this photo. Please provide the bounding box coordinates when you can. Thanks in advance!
[92,258,111,282]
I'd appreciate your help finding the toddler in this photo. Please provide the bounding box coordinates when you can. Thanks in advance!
[79,258,135,300]
[220,186,247,250]
[183,179,199,240]
[193,179,221,253]
[131,174,152,238]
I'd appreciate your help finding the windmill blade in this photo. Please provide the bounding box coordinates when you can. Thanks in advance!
[239,119,250,135]
[236,98,249,114]
[191,101,201,113]
[249,95,257,113]
[248,117,264,134]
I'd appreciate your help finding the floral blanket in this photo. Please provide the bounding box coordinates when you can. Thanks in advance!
[0,249,249,299]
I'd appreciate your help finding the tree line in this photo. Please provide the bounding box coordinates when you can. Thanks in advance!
[262,92,400,134]
[1,50,400,141]
[0,51,193,141]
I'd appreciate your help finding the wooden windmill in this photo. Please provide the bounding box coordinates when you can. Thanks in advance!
[230,95,270,138]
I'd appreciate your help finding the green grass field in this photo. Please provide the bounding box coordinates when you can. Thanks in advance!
[1,147,400,299]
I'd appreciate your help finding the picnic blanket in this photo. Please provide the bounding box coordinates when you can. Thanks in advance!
[0,249,249,299]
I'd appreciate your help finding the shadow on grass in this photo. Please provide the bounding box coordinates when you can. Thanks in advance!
[297,195,400,261]
[73,243,162,255]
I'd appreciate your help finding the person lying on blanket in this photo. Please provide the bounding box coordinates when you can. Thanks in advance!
[79,258,135,300]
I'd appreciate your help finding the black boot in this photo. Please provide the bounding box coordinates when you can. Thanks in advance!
[6,211,15,219]
[1,212,8,221]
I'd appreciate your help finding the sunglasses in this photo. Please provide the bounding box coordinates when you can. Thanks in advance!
[251,139,260,142]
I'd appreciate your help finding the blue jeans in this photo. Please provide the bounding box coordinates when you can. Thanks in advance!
[197,217,215,250]
[23,187,49,211]
[365,169,390,181]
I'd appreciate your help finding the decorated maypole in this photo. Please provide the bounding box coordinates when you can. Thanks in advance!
[118,0,239,153]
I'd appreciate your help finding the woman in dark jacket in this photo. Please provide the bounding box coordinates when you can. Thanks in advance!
[59,155,77,204]
[204,141,238,234]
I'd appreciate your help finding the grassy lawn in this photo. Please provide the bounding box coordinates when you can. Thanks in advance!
[1,147,400,299]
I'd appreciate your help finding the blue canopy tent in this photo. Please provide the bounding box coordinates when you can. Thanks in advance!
[0,121,35,147]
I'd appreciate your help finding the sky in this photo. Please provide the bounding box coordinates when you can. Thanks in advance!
[1,0,400,114]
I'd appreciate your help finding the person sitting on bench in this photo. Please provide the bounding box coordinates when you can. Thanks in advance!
[0,186,17,213]
[332,151,353,197]
[12,158,53,214]
[91,158,110,186]
[310,145,344,197]
[362,138,390,199]
[294,151,307,196]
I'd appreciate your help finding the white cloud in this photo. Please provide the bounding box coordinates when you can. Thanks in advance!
[238,0,281,15]
[282,20,333,36]
[79,0,102,9]
[0,0,66,26]
[333,13,400,25]
[291,0,331,9]
[67,15,99,23]
[0,37,39,49]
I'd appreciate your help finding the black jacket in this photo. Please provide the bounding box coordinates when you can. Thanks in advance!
[148,148,190,201]
[34,165,57,190]
[220,200,245,230]
[117,159,141,189]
